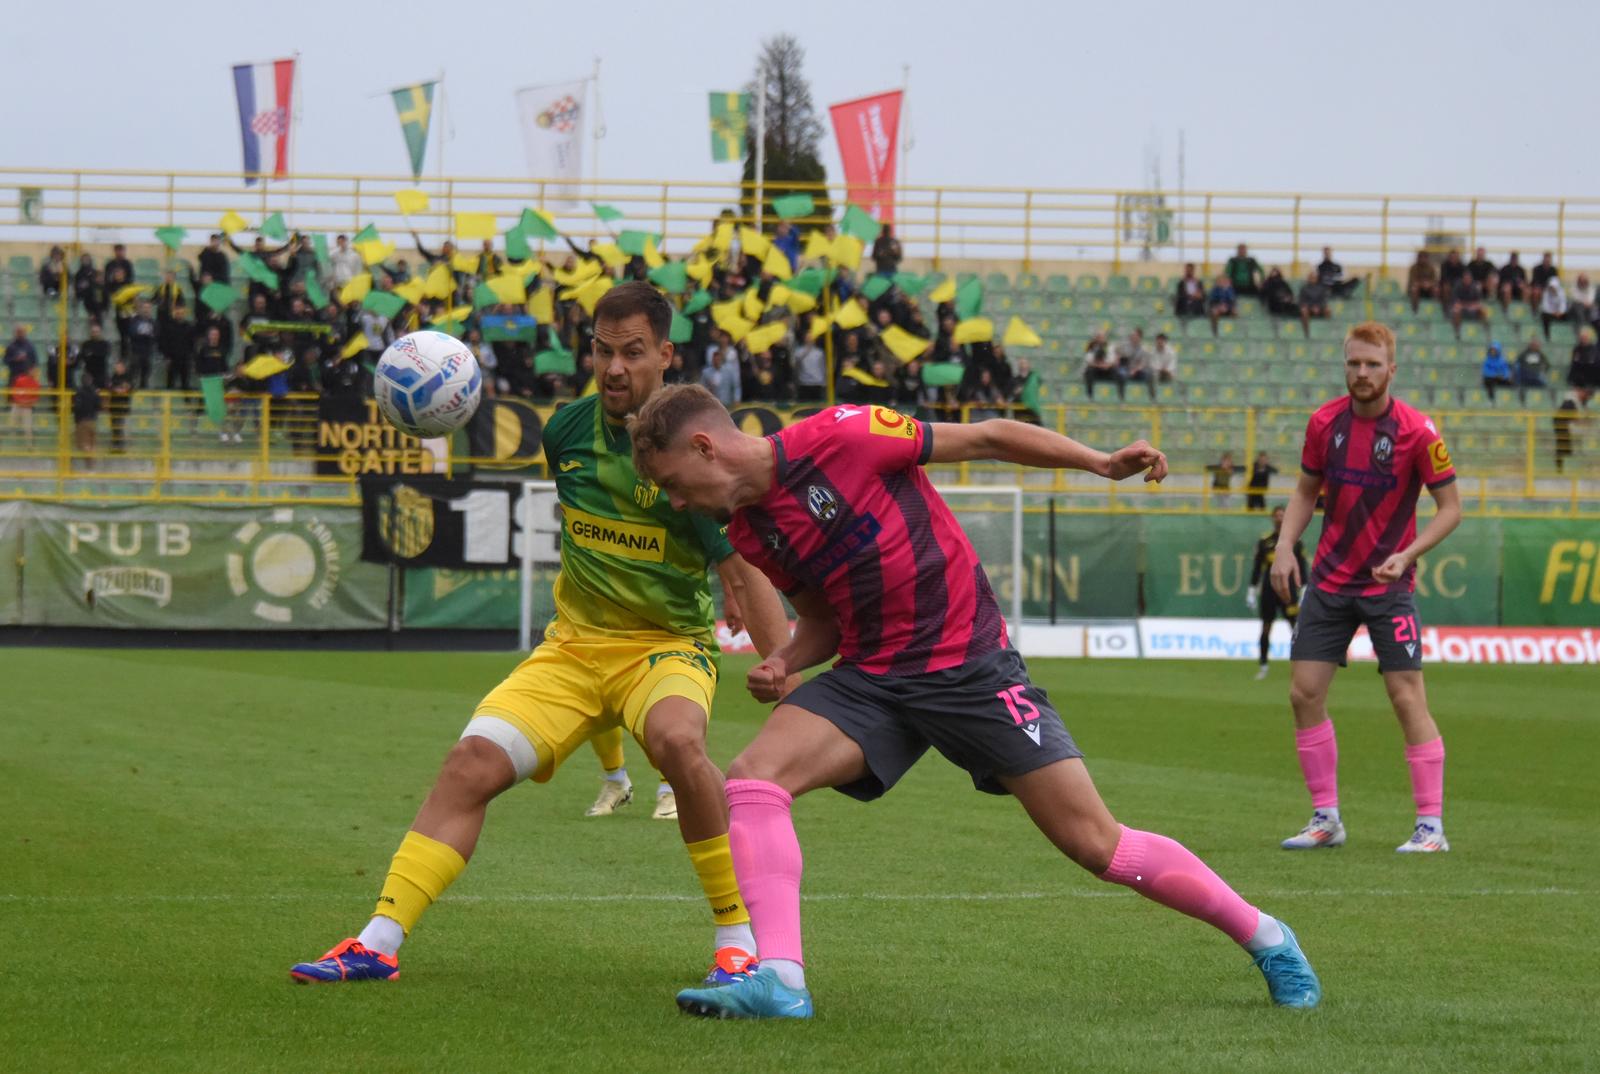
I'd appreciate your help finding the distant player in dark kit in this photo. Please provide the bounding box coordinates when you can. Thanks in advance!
[1247,506,1307,680]
[1270,322,1462,853]
[630,385,1322,1020]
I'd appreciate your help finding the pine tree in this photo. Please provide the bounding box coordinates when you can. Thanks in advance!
[740,34,833,228]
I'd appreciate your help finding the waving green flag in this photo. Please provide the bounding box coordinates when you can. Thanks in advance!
[391,82,438,179]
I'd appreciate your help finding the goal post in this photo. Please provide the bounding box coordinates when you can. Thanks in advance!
[516,480,1025,652]
[518,479,559,652]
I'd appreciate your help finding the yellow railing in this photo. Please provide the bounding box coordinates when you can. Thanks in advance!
[3,167,1600,277]
[2,391,1594,514]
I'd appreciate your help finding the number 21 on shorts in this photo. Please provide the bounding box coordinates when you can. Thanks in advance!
[1391,614,1419,643]
[996,684,1040,725]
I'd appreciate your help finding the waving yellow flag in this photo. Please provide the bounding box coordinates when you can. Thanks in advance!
[762,247,793,281]
[339,273,373,305]
[744,321,788,355]
[879,325,932,363]
[928,277,957,304]
[739,227,771,260]
[527,287,554,324]
[1002,316,1042,347]
[422,262,455,300]
[953,317,994,344]
[455,212,497,241]
[833,299,868,330]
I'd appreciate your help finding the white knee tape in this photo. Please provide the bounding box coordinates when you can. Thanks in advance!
[460,716,540,782]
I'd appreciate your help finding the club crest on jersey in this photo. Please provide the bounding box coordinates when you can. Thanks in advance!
[1372,434,1394,465]
[806,484,840,521]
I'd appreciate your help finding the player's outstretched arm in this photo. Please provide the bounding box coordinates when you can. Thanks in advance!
[718,553,791,660]
[747,587,839,703]
[1373,479,1462,584]
[1271,472,1321,602]
[926,419,1168,482]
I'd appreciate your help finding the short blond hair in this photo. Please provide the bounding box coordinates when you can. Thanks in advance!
[1344,321,1396,362]
[627,383,733,480]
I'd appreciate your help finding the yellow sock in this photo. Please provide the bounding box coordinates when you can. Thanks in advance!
[590,727,626,773]
[686,834,750,926]
[373,830,467,934]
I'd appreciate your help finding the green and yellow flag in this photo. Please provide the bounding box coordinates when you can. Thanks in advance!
[391,82,437,178]
[708,92,750,163]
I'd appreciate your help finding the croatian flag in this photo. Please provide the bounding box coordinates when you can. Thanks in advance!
[233,59,296,185]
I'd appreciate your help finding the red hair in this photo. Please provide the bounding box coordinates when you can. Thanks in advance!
[1344,321,1396,362]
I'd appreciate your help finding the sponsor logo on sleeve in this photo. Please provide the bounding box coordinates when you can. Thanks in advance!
[1429,440,1452,475]
[868,406,915,439]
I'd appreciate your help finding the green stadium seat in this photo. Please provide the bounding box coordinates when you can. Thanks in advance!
[1015,272,1040,290]
[1459,323,1486,344]
[986,272,1011,289]
[1106,275,1132,293]
[1045,274,1072,293]
[1076,275,1102,292]
[1375,277,1402,298]
[7,255,33,275]
[1135,275,1162,293]
[134,257,162,282]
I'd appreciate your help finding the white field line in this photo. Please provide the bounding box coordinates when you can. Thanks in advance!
[0,887,1592,905]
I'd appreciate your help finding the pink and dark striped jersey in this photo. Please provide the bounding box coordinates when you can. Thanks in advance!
[1300,395,1456,596]
[726,404,1009,676]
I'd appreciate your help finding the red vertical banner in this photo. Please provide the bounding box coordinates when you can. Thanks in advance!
[829,90,902,226]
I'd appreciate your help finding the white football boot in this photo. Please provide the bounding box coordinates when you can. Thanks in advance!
[1395,820,1450,853]
[1280,810,1347,850]
[652,787,678,820]
[585,777,633,817]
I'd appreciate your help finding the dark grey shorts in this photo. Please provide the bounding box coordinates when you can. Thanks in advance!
[783,647,1082,801]
[1291,586,1424,672]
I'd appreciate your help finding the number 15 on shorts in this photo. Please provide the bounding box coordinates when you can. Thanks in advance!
[996,684,1040,725]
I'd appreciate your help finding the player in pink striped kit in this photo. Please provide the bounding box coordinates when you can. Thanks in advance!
[1270,322,1462,853]
[630,385,1322,1019]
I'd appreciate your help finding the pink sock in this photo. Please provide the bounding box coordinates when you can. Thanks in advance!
[1295,719,1339,810]
[1098,826,1261,945]
[726,778,805,965]
[1404,737,1445,817]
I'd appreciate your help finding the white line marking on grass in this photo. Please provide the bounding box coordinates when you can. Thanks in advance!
[1,887,1592,905]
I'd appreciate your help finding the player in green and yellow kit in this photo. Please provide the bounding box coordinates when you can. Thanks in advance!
[290,283,791,986]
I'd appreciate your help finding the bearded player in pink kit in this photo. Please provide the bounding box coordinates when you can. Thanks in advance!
[630,385,1322,1019]
[1271,322,1461,853]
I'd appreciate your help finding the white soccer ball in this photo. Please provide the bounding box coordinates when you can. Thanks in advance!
[373,330,483,438]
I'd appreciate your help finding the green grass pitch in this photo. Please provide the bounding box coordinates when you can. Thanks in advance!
[2,649,1596,1073]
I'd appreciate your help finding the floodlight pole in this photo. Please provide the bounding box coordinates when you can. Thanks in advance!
[754,78,766,230]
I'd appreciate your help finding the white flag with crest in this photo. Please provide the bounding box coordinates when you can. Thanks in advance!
[516,79,587,204]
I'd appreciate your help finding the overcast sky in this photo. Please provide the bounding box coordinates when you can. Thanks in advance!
[8,0,1593,197]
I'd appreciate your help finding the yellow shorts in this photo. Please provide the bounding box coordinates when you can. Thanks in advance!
[472,621,719,783]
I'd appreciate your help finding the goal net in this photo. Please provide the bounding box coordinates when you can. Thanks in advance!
[517,480,1024,651]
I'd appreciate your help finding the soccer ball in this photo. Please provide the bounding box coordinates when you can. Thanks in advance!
[374,331,483,438]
